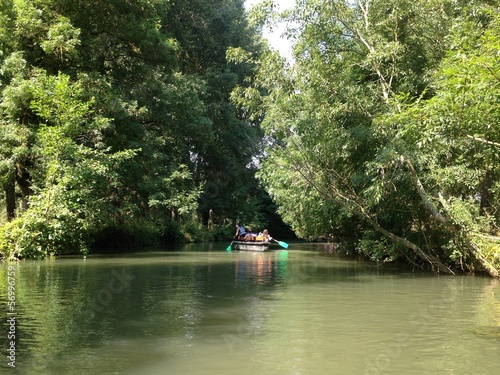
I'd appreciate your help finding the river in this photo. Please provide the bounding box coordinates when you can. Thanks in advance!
[1,242,499,374]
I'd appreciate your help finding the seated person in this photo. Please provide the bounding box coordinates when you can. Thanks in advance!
[256,229,272,242]
[244,228,257,241]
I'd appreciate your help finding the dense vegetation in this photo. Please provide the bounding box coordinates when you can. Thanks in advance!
[1,0,499,277]
[0,0,288,258]
[232,0,500,277]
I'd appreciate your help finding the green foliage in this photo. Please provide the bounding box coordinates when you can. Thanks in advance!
[2,186,91,259]
[93,218,167,249]
[0,0,275,259]
[236,0,500,275]
[148,164,201,216]
[356,235,397,263]
[0,69,137,258]
[40,15,80,60]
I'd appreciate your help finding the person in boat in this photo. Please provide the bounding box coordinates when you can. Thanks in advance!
[234,223,247,240]
[244,227,257,241]
[256,229,272,242]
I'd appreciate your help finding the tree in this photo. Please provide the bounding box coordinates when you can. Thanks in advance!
[1,0,274,258]
[380,7,500,276]
[162,0,269,227]
[0,69,137,258]
[235,0,500,276]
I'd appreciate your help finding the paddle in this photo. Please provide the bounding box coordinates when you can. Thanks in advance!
[272,239,289,249]
[226,241,234,251]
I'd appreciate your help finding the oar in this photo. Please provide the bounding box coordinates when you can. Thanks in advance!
[272,239,289,249]
[226,241,234,251]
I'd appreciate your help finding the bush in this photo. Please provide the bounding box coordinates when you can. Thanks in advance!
[92,219,166,249]
[180,220,233,243]
[0,183,98,258]
[0,209,90,259]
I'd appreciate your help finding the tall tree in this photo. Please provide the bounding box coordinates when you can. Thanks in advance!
[162,0,268,225]
[235,0,500,276]
[0,0,271,258]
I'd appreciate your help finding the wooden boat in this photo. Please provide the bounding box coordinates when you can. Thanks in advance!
[231,240,270,252]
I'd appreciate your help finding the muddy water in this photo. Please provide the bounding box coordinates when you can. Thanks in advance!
[1,242,498,374]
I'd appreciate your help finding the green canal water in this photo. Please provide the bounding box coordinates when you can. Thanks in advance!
[1,242,499,374]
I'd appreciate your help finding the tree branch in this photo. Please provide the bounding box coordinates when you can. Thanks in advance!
[403,157,499,278]
[466,134,500,148]
[402,156,447,223]
[289,141,453,274]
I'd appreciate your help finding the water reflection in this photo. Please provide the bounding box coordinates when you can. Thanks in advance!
[0,244,498,374]
[473,278,500,339]
[234,251,289,286]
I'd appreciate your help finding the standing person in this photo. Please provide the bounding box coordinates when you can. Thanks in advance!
[234,223,246,240]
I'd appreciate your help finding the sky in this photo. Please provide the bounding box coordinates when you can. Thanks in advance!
[244,0,295,61]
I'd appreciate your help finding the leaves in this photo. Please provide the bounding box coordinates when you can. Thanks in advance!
[0,0,272,257]
[236,0,500,275]
[40,15,81,60]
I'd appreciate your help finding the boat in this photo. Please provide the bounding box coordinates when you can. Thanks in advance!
[231,240,271,252]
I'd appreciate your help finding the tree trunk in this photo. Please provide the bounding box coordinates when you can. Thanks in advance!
[404,158,499,278]
[363,214,454,274]
[479,168,494,216]
[4,172,16,222]
[16,162,32,211]
[295,159,454,273]
[403,157,446,223]
[467,241,499,278]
